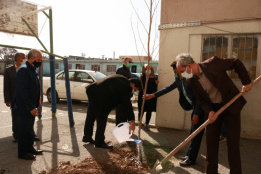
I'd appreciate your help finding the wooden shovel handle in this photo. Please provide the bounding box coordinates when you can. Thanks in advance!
[160,75,261,165]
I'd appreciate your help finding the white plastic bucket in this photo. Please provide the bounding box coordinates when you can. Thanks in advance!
[112,122,132,143]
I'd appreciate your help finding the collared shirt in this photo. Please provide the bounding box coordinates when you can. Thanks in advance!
[197,66,223,103]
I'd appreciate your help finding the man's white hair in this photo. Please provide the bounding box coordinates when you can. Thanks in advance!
[176,53,195,67]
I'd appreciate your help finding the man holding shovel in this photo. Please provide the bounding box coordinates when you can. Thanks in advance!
[176,53,252,174]
[143,61,205,166]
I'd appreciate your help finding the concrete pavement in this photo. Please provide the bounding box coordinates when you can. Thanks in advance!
[0,75,261,174]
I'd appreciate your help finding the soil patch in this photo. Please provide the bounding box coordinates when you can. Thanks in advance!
[40,143,149,174]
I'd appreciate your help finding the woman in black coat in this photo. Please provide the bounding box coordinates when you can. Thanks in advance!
[138,64,158,131]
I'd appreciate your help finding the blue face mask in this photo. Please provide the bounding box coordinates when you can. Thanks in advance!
[173,72,179,78]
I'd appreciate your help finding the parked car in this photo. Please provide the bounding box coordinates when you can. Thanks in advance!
[131,73,141,79]
[43,70,106,103]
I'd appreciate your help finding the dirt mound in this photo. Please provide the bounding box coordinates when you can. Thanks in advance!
[40,144,149,174]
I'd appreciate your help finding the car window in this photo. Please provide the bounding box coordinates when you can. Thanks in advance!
[68,71,75,81]
[57,73,64,80]
[88,71,106,80]
[57,71,75,81]
[75,72,93,82]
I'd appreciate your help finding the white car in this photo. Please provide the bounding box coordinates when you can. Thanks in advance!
[43,70,106,103]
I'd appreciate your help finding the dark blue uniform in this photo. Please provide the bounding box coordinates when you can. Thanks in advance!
[154,76,205,163]
[12,61,40,157]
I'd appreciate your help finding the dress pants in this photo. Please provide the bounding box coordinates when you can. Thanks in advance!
[84,101,109,146]
[206,103,242,174]
[186,108,205,162]
[17,110,35,157]
[11,109,19,139]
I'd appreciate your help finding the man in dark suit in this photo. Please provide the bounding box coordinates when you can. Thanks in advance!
[115,57,133,125]
[12,49,43,160]
[143,61,205,166]
[4,53,25,142]
[82,75,141,149]
[176,53,252,174]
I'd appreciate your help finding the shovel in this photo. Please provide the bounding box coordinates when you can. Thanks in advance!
[152,75,261,174]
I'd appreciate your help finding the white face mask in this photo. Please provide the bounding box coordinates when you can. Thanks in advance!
[181,66,194,79]
[146,69,151,75]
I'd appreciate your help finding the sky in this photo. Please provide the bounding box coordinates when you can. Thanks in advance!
[0,0,161,60]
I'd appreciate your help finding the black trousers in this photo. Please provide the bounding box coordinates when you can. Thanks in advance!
[11,109,19,139]
[186,107,205,162]
[205,103,242,174]
[17,110,35,157]
[84,101,109,146]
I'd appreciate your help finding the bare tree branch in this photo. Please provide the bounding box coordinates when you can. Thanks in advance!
[130,0,149,34]
[137,24,148,56]
[143,0,150,11]
[151,0,160,19]
[130,15,143,68]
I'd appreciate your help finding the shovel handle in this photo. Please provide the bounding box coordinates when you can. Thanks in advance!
[160,75,261,165]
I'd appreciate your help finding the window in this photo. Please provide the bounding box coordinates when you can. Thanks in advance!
[56,71,75,81]
[68,64,72,69]
[75,72,93,82]
[56,72,64,80]
[202,35,258,80]
[55,64,59,69]
[76,64,85,70]
[106,65,116,72]
[202,36,228,61]
[231,36,258,79]
[91,64,100,71]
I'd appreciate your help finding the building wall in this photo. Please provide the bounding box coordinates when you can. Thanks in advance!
[157,20,261,140]
[161,0,261,24]
[41,59,158,76]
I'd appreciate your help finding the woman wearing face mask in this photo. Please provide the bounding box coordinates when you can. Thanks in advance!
[138,64,158,131]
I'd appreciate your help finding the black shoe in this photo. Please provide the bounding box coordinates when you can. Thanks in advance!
[179,158,196,166]
[95,143,113,149]
[82,137,95,144]
[34,136,40,142]
[12,138,18,143]
[18,154,36,160]
[179,156,188,160]
[29,150,43,155]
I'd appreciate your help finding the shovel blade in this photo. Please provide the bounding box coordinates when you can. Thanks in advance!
[151,159,163,174]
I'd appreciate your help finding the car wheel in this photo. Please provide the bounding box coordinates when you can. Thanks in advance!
[47,89,60,103]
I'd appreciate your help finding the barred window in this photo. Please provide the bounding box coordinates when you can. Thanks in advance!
[106,65,116,72]
[91,64,100,71]
[55,64,59,69]
[202,35,258,80]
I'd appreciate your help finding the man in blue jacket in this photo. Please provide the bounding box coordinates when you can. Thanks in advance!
[143,61,205,166]
[12,49,43,160]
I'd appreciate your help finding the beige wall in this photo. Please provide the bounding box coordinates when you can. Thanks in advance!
[157,20,261,140]
[161,0,261,24]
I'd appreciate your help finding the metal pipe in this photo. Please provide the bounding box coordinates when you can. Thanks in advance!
[63,58,74,127]
[49,9,57,116]
[21,17,48,52]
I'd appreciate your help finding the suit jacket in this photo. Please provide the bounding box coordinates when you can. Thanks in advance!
[12,61,40,113]
[154,76,202,115]
[4,65,16,103]
[116,65,131,79]
[187,56,251,115]
[86,74,135,121]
